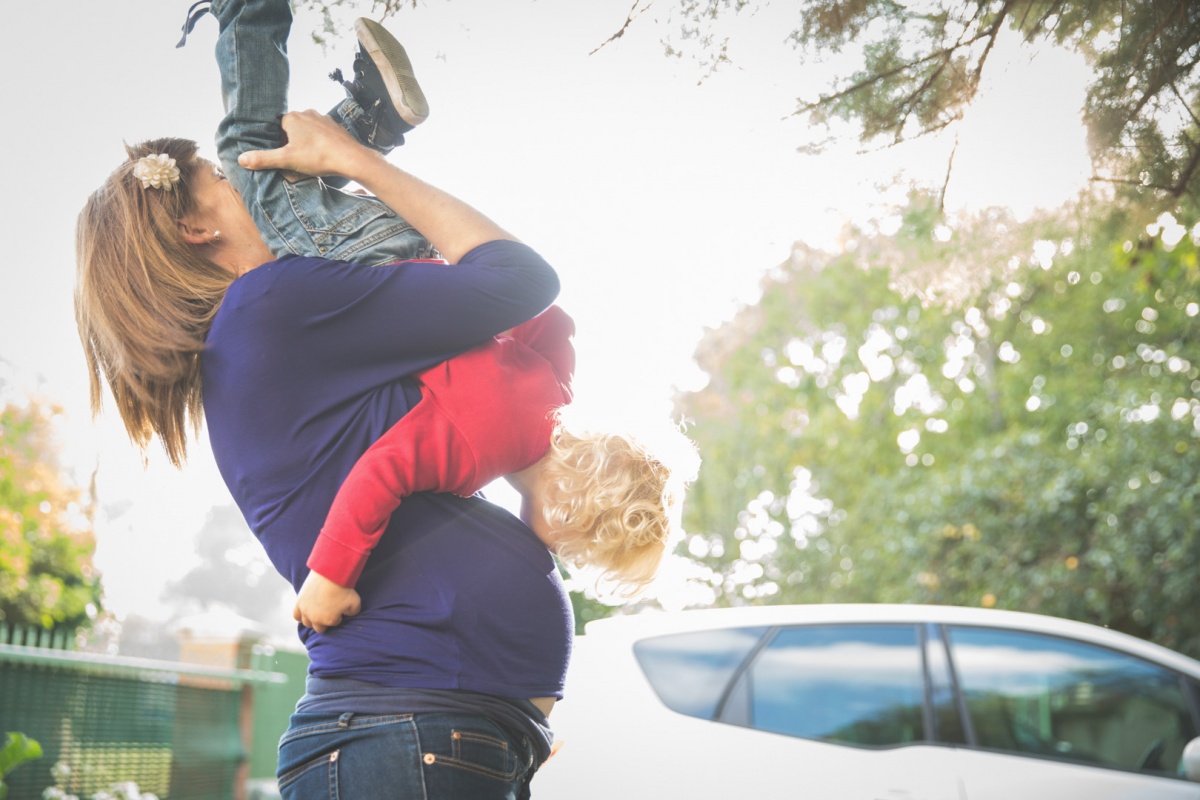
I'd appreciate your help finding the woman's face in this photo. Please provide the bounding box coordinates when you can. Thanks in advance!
[183,160,275,274]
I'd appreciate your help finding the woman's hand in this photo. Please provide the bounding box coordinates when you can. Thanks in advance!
[238,110,376,180]
[244,109,515,263]
[294,568,363,633]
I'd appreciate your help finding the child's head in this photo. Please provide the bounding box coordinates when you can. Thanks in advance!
[538,416,700,596]
[75,138,233,465]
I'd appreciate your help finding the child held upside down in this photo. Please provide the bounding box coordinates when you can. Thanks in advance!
[296,300,699,632]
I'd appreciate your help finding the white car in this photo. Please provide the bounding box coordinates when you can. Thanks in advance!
[532,604,1200,799]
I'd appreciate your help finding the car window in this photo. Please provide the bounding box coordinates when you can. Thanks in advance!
[947,626,1200,777]
[633,626,768,719]
[742,624,926,747]
[925,624,967,744]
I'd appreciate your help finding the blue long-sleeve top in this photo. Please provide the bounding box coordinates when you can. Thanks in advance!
[200,240,573,699]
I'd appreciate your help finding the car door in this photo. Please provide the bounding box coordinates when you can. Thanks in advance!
[710,622,964,800]
[942,625,1200,800]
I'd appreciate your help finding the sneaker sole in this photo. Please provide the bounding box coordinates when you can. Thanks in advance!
[354,18,429,127]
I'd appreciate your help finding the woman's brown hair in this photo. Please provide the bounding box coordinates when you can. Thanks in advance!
[75,138,234,466]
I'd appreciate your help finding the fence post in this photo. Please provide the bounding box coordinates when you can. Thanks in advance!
[237,684,255,800]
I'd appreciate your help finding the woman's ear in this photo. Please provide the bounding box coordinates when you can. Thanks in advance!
[177,217,211,245]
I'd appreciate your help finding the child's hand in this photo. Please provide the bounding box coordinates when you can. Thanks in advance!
[238,109,372,180]
[294,569,362,633]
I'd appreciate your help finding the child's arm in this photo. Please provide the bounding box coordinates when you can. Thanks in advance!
[305,388,482,588]
[296,393,480,632]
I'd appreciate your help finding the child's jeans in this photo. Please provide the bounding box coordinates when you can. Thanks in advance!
[209,0,436,265]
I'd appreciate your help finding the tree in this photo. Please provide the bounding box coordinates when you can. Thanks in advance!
[674,1,1200,205]
[0,396,104,633]
[675,194,1200,656]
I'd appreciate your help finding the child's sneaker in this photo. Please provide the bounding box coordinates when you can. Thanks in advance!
[332,18,429,149]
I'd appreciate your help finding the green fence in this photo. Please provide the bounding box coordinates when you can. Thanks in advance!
[0,626,297,800]
[245,646,310,786]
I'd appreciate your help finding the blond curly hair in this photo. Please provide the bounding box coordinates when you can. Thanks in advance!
[538,416,699,595]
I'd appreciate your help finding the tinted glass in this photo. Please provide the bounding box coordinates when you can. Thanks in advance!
[746,624,926,746]
[633,626,767,719]
[948,626,1199,777]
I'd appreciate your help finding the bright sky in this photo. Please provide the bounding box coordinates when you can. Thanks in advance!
[0,1,1092,627]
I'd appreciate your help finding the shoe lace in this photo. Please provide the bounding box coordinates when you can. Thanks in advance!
[176,0,213,49]
[329,66,384,124]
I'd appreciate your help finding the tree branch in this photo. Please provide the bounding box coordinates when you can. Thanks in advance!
[1128,0,1188,71]
[793,24,1000,116]
[938,131,960,213]
[841,115,959,157]
[1016,0,1071,42]
[591,0,653,55]
[1089,174,1176,192]
[1169,81,1200,129]
[888,54,954,142]
[972,0,1017,81]
[1170,134,1200,197]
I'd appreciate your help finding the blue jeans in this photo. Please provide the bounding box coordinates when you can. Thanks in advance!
[277,712,537,800]
[209,0,435,265]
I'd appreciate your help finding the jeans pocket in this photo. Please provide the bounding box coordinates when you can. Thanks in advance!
[275,179,428,264]
[278,747,339,799]
[424,723,523,782]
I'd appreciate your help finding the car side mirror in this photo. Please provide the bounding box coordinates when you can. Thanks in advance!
[1184,736,1200,781]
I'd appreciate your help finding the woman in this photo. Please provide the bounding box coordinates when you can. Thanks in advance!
[75,1,570,797]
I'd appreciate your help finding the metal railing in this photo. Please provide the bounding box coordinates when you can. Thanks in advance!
[0,626,290,800]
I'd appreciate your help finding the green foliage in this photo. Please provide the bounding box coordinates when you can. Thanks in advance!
[568,587,621,635]
[294,0,419,46]
[787,0,1200,203]
[0,399,103,632]
[0,732,42,800]
[677,196,1200,656]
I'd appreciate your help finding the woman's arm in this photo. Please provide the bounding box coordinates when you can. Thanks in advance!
[239,110,510,263]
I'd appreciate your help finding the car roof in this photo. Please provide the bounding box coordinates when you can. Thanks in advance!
[581,603,1200,677]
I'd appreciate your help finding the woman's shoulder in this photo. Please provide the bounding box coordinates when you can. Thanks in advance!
[458,239,541,265]
[238,254,348,283]
[224,255,374,304]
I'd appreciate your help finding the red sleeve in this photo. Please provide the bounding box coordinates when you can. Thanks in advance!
[307,396,481,588]
[505,305,575,402]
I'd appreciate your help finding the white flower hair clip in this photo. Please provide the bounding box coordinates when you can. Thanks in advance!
[132,154,181,191]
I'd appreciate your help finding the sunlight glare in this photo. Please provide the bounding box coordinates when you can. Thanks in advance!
[943,28,1092,216]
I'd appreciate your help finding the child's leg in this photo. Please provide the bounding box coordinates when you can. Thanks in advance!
[195,0,436,265]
